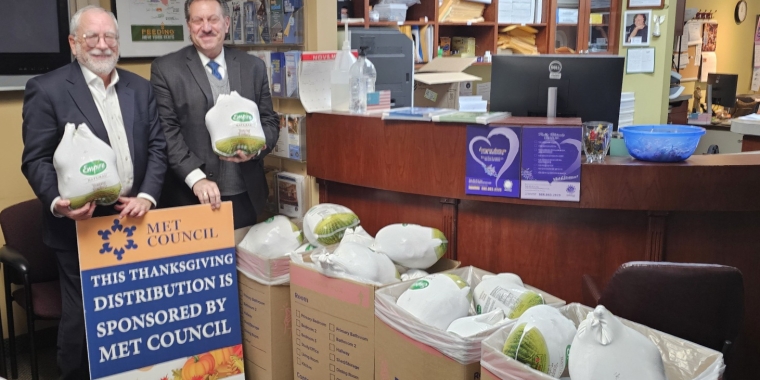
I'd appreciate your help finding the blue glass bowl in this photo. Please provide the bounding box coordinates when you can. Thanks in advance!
[619,125,706,162]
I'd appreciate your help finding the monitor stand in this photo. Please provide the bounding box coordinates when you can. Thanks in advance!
[547,87,557,118]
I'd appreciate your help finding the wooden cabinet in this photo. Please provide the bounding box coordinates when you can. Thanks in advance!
[549,0,621,54]
[338,0,621,57]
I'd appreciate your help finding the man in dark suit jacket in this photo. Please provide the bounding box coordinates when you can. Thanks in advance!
[21,6,166,379]
[151,0,279,229]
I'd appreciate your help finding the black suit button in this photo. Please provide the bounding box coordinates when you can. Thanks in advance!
[208,172,214,178]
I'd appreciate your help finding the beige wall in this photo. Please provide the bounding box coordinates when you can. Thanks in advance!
[682,0,760,110]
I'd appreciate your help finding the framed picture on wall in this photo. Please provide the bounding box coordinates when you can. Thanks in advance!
[627,0,664,9]
[622,10,653,47]
[110,0,192,58]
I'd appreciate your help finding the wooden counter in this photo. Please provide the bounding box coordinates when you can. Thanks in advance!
[306,113,760,378]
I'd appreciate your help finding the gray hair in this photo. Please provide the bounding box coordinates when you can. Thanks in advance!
[184,0,230,22]
[69,5,119,36]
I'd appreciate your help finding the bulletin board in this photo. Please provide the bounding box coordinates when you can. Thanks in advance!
[680,45,700,81]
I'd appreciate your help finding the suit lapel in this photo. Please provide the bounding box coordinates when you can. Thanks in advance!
[186,48,214,110]
[66,62,110,145]
[226,48,242,95]
[115,72,136,163]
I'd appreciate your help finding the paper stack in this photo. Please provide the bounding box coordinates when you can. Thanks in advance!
[497,25,539,55]
[459,96,488,112]
[619,92,635,127]
[438,0,486,23]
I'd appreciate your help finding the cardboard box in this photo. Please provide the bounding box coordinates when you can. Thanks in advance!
[375,317,481,380]
[238,272,294,380]
[374,266,566,380]
[414,57,481,109]
[481,367,500,380]
[289,257,460,380]
[479,303,725,380]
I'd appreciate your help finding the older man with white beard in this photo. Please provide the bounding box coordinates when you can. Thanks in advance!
[21,5,166,379]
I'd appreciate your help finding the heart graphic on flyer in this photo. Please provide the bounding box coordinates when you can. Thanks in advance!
[468,127,520,187]
[536,138,582,183]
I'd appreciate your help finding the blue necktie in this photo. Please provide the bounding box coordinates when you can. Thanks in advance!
[207,61,222,80]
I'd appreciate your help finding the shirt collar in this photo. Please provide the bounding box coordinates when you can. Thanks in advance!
[197,48,226,70]
[80,64,119,89]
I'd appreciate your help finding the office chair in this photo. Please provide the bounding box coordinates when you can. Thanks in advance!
[0,199,62,380]
[583,261,744,361]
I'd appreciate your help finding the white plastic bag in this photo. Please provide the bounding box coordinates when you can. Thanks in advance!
[373,223,448,268]
[569,305,667,380]
[474,273,545,318]
[396,273,471,330]
[400,268,429,281]
[237,215,303,259]
[305,242,399,285]
[302,203,360,247]
[501,305,576,378]
[53,123,122,209]
[205,91,267,157]
[447,310,506,338]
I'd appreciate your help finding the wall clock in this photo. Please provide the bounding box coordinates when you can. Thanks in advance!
[735,0,747,24]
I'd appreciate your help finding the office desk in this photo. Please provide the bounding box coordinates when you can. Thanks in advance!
[307,113,760,379]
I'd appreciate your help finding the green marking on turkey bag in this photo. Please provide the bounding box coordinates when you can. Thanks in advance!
[266,217,275,223]
[215,136,266,156]
[68,183,122,209]
[313,213,360,245]
[231,112,254,122]
[506,290,545,319]
[432,228,448,258]
[410,279,429,290]
[503,323,550,374]
[80,160,107,176]
[442,274,468,289]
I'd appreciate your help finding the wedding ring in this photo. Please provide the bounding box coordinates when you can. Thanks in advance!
[203,192,208,197]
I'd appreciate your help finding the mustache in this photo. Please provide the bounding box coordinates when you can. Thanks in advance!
[89,48,114,56]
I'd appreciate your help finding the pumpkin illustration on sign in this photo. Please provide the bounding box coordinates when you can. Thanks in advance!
[171,344,244,380]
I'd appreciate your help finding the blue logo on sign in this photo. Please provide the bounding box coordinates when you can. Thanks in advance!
[97,219,138,260]
[566,185,576,194]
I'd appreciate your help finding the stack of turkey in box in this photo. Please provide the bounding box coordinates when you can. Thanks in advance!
[374,264,566,379]
[480,303,725,380]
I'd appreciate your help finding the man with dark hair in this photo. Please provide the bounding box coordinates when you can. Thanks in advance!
[21,5,167,378]
[151,0,279,229]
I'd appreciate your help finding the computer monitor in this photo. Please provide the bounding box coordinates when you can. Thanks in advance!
[707,73,738,109]
[349,27,414,108]
[490,55,625,129]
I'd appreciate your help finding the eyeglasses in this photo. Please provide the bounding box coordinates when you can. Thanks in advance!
[80,33,119,48]
[189,16,223,27]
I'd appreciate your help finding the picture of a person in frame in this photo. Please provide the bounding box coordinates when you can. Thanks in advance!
[626,13,649,44]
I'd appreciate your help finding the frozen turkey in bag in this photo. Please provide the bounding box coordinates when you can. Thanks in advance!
[373,223,448,269]
[311,241,399,285]
[396,273,471,330]
[205,91,267,157]
[502,305,576,378]
[238,215,303,258]
[303,203,360,246]
[400,268,429,281]
[474,273,545,318]
[569,305,666,380]
[340,226,374,248]
[53,123,122,209]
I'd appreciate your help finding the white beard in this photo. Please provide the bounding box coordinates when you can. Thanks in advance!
[75,43,119,77]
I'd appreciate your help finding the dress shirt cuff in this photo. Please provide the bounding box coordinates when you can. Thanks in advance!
[137,193,157,208]
[185,169,207,189]
[51,197,64,218]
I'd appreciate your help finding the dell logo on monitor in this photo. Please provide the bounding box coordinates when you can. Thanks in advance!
[549,60,563,79]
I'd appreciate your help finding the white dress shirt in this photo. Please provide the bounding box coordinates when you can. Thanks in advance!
[51,66,155,215]
[184,49,228,190]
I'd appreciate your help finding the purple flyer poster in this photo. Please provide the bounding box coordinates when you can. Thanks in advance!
[520,126,582,202]
[465,125,522,198]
